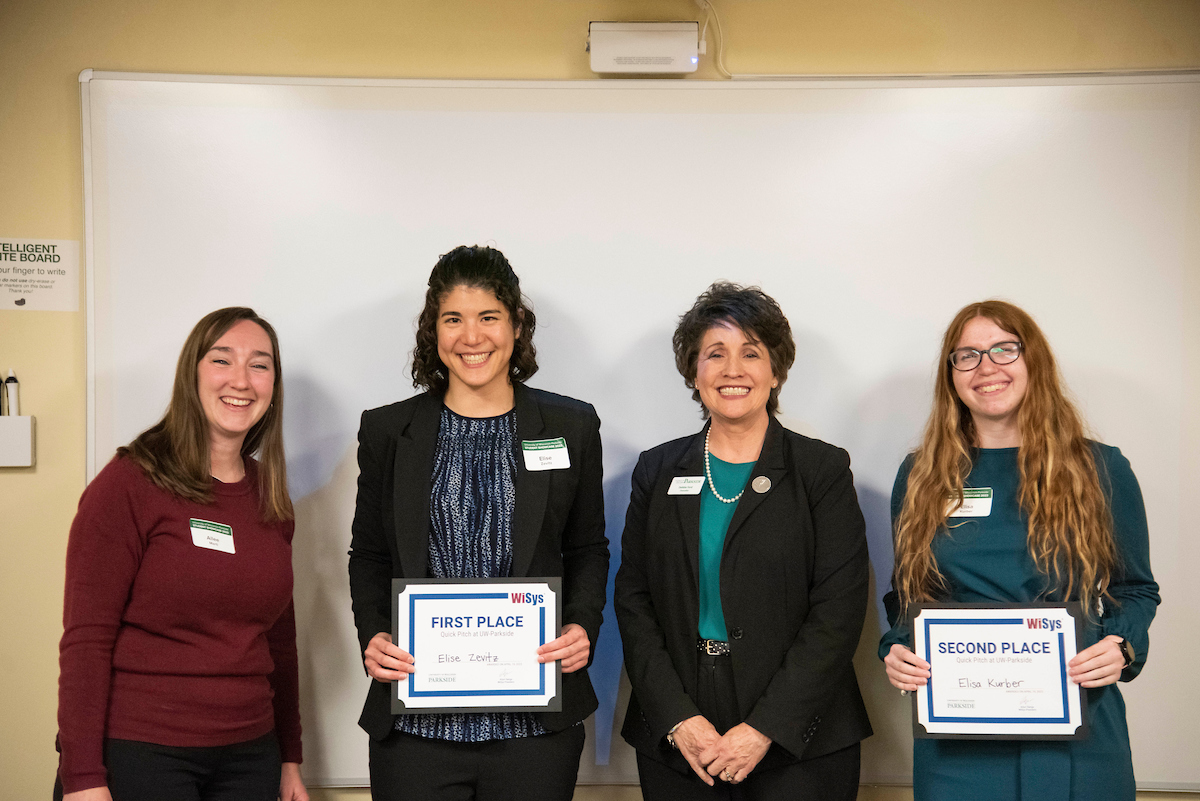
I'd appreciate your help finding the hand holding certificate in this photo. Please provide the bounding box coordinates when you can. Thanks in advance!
[536,622,591,673]
[910,603,1087,739]
[391,578,563,714]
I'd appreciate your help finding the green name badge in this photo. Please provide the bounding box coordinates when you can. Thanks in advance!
[521,437,570,471]
[947,487,993,518]
[190,518,235,554]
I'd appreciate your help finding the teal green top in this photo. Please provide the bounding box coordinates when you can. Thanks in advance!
[698,454,755,641]
[879,444,1160,801]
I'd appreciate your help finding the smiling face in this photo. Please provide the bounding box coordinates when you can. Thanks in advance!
[695,321,776,431]
[197,319,275,451]
[436,284,518,401]
[951,315,1028,440]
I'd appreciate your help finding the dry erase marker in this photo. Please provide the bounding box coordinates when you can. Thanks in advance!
[4,370,18,416]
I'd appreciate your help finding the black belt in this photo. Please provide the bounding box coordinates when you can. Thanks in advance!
[697,638,731,656]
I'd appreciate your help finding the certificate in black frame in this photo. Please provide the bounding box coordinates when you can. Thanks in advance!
[391,576,563,715]
[909,601,1089,741]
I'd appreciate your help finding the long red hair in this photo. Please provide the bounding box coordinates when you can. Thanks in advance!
[892,300,1115,617]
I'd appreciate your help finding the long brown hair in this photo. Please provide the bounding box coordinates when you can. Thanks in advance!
[411,245,538,392]
[118,307,293,522]
[892,300,1114,617]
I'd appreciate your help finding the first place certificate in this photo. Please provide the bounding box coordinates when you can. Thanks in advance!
[391,578,562,714]
[911,603,1087,739]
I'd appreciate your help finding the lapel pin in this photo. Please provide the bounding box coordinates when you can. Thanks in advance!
[752,476,771,494]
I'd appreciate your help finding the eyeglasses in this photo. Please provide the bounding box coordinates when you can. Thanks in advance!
[948,341,1023,371]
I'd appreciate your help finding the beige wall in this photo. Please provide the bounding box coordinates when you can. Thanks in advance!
[2,2,1197,799]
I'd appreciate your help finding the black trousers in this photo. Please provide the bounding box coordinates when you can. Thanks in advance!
[54,733,280,801]
[368,724,586,801]
[637,653,861,801]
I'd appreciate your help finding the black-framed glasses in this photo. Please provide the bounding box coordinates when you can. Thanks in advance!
[949,341,1023,371]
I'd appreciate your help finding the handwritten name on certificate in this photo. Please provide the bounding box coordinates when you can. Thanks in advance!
[912,604,1087,739]
[392,578,562,714]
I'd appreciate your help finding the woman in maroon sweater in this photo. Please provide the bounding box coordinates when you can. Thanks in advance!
[56,308,307,801]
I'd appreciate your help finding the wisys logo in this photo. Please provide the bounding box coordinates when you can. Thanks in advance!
[1026,617,1063,631]
[511,592,545,605]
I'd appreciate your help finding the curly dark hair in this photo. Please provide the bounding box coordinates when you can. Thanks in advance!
[672,281,796,416]
[411,245,538,392]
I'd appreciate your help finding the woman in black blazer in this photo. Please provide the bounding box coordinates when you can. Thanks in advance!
[615,282,872,800]
[348,246,608,800]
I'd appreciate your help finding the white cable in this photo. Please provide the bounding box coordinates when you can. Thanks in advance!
[694,0,733,78]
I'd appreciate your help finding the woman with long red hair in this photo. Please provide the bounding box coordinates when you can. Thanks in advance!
[881,300,1159,801]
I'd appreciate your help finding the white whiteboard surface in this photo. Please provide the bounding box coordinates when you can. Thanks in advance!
[81,72,1200,789]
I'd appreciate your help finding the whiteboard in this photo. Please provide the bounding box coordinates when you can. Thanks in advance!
[81,72,1200,789]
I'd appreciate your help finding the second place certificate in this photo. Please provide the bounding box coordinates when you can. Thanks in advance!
[911,603,1087,739]
[392,578,562,714]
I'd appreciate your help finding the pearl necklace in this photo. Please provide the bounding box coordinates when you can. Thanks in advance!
[704,428,744,504]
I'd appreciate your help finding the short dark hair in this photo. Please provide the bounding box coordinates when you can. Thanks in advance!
[411,245,538,392]
[672,281,796,416]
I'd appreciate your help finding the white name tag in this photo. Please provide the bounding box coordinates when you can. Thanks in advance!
[668,476,706,495]
[190,518,235,554]
[947,488,993,518]
[521,437,571,471]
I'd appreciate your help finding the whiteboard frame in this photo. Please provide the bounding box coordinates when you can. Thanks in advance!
[78,70,1200,791]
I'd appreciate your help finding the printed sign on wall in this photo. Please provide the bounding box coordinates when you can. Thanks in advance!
[0,238,80,311]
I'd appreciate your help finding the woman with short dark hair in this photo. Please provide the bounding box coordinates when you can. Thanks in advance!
[56,307,306,801]
[349,245,609,800]
[616,281,872,800]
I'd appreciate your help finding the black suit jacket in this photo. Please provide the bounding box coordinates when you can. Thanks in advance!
[615,416,872,767]
[348,383,609,740]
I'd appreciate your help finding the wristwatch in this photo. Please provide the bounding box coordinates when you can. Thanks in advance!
[1117,637,1135,668]
[666,722,682,750]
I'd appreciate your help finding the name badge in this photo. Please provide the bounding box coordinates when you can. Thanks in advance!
[522,438,571,471]
[668,476,705,495]
[190,518,235,554]
[947,488,993,518]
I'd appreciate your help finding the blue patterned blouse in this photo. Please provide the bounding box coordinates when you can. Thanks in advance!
[395,406,548,742]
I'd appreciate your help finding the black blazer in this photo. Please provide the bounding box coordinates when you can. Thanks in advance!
[615,416,872,767]
[348,383,610,740]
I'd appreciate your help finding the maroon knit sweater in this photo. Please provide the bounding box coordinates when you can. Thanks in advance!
[57,456,302,793]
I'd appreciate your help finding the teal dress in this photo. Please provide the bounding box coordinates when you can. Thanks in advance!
[879,445,1159,801]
